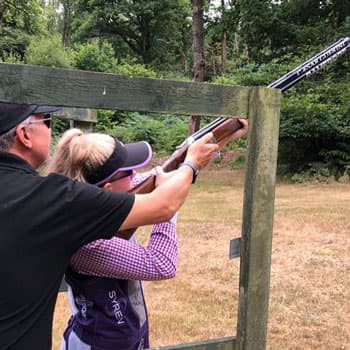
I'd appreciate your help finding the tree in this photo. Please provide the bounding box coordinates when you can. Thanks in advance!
[331,0,350,27]
[0,0,45,60]
[218,0,227,74]
[189,0,205,134]
[71,0,190,68]
[61,0,73,46]
[0,1,8,30]
[230,0,275,62]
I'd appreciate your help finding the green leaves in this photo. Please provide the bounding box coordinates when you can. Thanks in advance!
[26,35,73,67]
[95,112,188,155]
[71,0,190,68]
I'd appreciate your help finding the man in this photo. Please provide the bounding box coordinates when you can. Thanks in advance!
[0,102,221,349]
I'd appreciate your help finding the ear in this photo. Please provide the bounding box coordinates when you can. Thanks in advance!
[15,125,33,149]
[102,182,113,191]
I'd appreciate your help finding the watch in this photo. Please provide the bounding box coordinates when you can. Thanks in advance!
[180,160,199,184]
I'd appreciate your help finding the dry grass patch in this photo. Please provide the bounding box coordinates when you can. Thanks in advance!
[53,169,349,350]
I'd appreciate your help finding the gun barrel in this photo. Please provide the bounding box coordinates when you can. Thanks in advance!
[269,37,350,90]
[279,44,350,92]
[269,38,346,88]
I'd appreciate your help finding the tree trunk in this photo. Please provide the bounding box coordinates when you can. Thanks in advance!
[180,52,188,75]
[62,0,72,47]
[212,47,217,77]
[234,32,239,54]
[0,0,8,59]
[189,0,205,135]
[221,31,227,74]
[221,0,227,75]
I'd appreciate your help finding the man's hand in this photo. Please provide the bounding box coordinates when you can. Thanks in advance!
[185,132,219,170]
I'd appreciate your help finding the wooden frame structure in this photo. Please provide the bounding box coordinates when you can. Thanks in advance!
[0,63,281,350]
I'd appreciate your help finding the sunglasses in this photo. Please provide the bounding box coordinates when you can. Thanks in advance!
[97,170,135,187]
[109,170,134,183]
[28,114,52,128]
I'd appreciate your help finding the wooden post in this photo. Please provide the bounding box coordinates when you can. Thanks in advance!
[236,87,281,350]
[54,108,97,132]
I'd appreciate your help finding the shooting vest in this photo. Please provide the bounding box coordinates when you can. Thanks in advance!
[63,267,149,350]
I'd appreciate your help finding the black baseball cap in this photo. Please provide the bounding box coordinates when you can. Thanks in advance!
[0,102,61,135]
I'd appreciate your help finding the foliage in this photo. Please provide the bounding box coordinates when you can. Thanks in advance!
[25,34,73,67]
[71,0,191,70]
[2,0,350,179]
[0,0,47,61]
[95,111,188,155]
[73,41,115,72]
[51,117,70,150]
[72,41,157,77]
[212,51,350,178]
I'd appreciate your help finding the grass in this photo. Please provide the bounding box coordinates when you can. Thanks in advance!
[53,169,350,350]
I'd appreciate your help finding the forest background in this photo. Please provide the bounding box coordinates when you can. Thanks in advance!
[0,0,349,180]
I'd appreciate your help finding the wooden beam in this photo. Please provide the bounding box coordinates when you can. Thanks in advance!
[55,108,97,123]
[236,87,281,350]
[151,337,236,350]
[55,108,97,132]
[0,63,250,117]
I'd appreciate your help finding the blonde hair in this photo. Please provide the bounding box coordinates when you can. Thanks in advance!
[48,128,115,183]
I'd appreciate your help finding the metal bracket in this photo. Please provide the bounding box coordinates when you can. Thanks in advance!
[229,237,241,259]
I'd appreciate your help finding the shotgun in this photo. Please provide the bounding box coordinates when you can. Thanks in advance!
[117,37,350,239]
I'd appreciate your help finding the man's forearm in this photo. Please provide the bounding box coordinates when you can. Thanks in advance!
[120,166,193,229]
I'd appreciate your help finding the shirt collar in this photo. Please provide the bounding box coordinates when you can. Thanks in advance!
[0,151,37,175]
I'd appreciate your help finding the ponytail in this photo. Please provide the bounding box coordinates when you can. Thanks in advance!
[47,129,115,183]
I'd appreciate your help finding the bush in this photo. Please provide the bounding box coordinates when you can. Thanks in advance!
[73,41,116,72]
[94,111,188,155]
[25,35,72,68]
[73,41,157,77]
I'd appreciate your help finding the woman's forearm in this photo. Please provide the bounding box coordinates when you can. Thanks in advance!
[70,222,178,280]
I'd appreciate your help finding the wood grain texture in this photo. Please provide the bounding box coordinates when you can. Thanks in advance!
[150,337,236,350]
[237,87,281,350]
[0,63,250,117]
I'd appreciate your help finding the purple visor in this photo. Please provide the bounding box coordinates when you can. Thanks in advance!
[84,137,152,186]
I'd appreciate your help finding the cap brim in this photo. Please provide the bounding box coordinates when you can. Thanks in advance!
[118,141,152,171]
[33,105,62,114]
[91,140,153,186]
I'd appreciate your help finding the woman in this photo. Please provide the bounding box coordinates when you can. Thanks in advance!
[48,129,180,350]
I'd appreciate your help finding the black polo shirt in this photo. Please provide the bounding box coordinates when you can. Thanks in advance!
[0,152,135,350]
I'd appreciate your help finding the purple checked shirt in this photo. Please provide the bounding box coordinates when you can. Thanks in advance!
[70,170,178,281]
